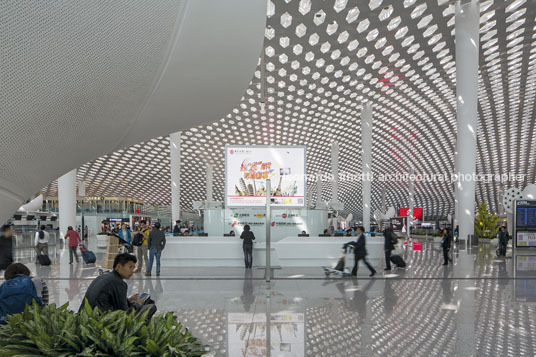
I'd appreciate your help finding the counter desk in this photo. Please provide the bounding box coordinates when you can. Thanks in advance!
[159,235,384,268]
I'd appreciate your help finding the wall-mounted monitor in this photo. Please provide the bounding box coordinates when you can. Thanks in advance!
[26,215,35,221]
[13,214,22,220]
[39,215,47,221]
[50,216,57,221]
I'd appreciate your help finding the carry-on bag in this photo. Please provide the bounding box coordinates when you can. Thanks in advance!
[81,250,96,264]
[37,255,51,266]
[390,254,406,268]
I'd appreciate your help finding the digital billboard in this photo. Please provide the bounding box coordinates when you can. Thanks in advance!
[225,146,306,207]
[398,208,423,220]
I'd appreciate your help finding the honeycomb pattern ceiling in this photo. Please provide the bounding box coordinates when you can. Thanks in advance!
[43,0,536,220]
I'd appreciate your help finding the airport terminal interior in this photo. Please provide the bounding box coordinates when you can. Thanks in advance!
[1,0,536,356]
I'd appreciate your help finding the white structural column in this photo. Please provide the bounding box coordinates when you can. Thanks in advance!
[381,187,386,216]
[58,169,77,237]
[454,149,459,228]
[361,103,373,231]
[316,172,323,206]
[455,0,480,240]
[170,132,181,223]
[206,164,213,202]
[331,142,339,203]
[408,166,415,238]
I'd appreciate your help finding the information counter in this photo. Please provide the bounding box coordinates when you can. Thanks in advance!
[160,236,384,267]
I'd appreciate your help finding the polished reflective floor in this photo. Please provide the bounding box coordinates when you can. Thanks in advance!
[3,239,536,356]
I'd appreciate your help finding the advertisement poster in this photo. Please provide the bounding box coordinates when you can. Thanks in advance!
[398,208,423,220]
[516,232,536,247]
[226,146,306,207]
[228,312,305,357]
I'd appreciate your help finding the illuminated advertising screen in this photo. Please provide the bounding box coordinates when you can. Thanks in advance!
[398,208,423,220]
[225,146,306,207]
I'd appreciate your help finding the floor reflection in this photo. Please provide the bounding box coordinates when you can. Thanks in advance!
[2,245,536,356]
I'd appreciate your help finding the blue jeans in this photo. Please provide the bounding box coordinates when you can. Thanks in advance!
[147,247,161,274]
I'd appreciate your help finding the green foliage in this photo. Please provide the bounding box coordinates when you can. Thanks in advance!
[0,301,206,357]
[474,202,500,239]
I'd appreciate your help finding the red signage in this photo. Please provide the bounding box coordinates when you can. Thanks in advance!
[399,208,423,220]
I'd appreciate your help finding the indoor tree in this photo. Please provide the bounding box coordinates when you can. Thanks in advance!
[474,202,500,239]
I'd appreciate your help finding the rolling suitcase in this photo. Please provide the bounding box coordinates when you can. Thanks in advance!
[390,254,406,268]
[37,255,51,266]
[81,249,96,264]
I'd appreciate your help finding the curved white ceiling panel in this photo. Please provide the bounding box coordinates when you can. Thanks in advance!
[0,0,266,221]
[43,0,536,220]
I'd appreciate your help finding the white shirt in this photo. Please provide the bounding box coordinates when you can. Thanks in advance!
[35,230,50,245]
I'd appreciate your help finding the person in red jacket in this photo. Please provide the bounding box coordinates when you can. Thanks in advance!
[64,226,81,264]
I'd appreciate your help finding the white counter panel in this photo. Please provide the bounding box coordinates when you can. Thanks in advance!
[159,236,384,267]
[275,236,384,267]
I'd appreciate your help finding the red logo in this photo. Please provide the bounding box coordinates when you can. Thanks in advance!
[271,221,276,227]
[282,213,287,218]
[230,150,235,154]
[232,221,237,227]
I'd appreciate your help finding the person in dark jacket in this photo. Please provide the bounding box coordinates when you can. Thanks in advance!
[441,228,453,265]
[146,223,166,277]
[173,220,181,236]
[240,225,255,268]
[383,227,396,271]
[0,225,14,270]
[80,253,148,312]
[346,226,376,277]
[498,226,509,257]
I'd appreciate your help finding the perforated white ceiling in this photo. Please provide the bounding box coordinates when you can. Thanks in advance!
[43,0,536,220]
[0,0,265,222]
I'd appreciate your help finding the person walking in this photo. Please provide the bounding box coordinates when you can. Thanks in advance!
[383,227,396,271]
[441,227,453,265]
[498,226,509,257]
[34,225,50,262]
[64,226,81,264]
[346,226,376,277]
[117,223,133,253]
[135,220,150,273]
[240,225,255,268]
[0,225,14,271]
[146,223,166,277]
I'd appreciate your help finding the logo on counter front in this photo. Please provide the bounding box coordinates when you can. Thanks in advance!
[282,213,287,218]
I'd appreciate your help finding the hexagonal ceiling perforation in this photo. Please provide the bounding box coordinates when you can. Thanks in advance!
[42,0,536,220]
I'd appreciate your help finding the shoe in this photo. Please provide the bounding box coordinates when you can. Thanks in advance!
[384,268,391,271]
[145,272,151,276]
[69,262,72,264]
[134,269,141,273]
[369,271,376,277]
[443,263,448,266]
[448,258,453,262]
[156,273,160,276]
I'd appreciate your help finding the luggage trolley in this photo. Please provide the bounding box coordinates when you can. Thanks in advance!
[322,245,354,277]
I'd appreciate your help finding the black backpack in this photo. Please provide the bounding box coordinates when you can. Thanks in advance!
[390,232,398,245]
[38,230,45,239]
[132,233,144,246]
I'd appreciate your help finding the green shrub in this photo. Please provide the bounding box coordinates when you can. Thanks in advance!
[0,301,207,357]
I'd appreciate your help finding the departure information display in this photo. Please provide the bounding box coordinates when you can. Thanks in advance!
[515,200,536,248]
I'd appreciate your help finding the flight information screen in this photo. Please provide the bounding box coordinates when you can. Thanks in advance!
[516,201,536,247]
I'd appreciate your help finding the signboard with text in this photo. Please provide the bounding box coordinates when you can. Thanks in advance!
[225,146,306,207]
